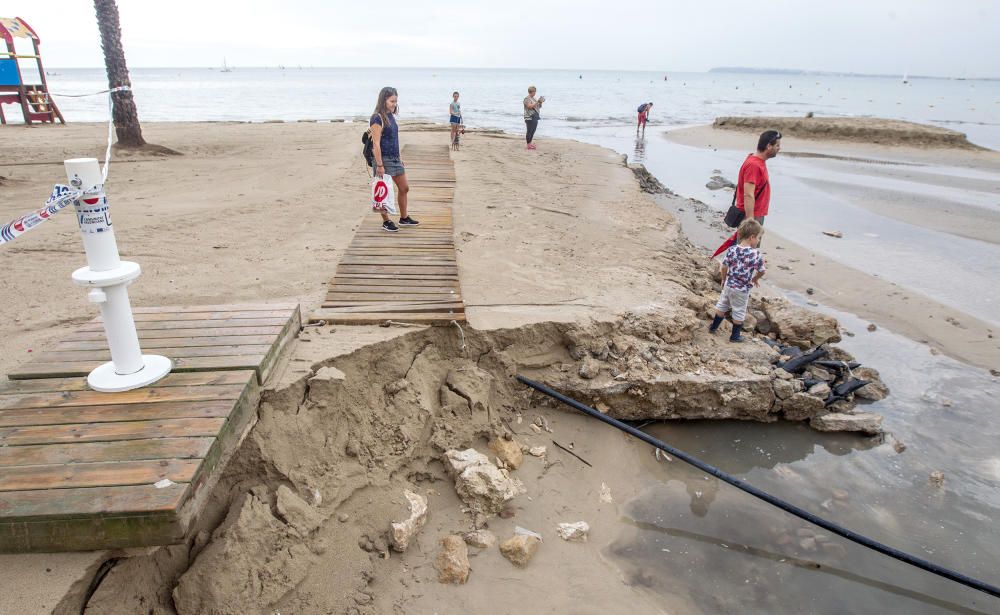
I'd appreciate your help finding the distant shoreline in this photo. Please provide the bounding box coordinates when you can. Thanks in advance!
[712,115,983,149]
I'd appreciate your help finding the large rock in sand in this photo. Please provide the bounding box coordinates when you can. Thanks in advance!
[390,489,428,552]
[780,393,826,421]
[811,412,883,434]
[853,367,890,401]
[444,448,526,515]
[274,485,324,537]
[760,297,841,348]
[435,535,471,584]
[490,436,524,469]
[500,534,541,567]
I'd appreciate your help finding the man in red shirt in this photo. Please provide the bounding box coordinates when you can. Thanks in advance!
[735,130,782,224]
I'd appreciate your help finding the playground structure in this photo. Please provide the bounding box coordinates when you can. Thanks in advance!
[0,17,64,125]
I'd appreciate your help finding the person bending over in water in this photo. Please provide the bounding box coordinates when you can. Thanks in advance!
[709,219,766,342]
[636,102,653,135]
[370,86,419,232]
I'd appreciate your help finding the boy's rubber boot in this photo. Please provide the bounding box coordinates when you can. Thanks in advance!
[709,315,724,333]
[730,324,744,343]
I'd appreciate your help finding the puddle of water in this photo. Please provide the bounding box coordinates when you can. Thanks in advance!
[605,300,1000,614]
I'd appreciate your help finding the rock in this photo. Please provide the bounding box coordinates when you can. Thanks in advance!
[490,437,524,470]
[579,356,601,379]
[822,230,844,238]
[806,287,815,295]
[384,379,409,395]
[760,296,841,348]
[499,534,541,567]
[706,175,735,190]
[443,448,490,477]
[444,448,525,515]
[811,412,883,434]
[799,537,817,551]
[556,521,590,542]
[599,482,613,504]
[772,378,802,400]
[929,471,945,487]
[780,393,826,421]
[338,513,350,523]
[527,446,547,457]
[853,367,889,401]
[463,529,497,549]
[435,535,471,584]
[807,382,832,399]
[773,368,794,381]
[807,365,834,382]
[867,323,878,332]
[629,164,674,194]
[275,485,324,537]
[390,490,429,552]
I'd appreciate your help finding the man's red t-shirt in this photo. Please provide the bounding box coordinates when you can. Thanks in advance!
[735,154,771,217]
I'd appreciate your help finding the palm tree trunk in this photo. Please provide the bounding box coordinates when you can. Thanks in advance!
[94,0,145,147]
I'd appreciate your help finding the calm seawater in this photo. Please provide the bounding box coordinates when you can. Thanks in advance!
[36,67,1000,150]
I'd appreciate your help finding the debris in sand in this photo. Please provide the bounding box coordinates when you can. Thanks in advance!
[579,356,602,379]
[822,230,844,238]
[599,482,613,504]
[556,521,590,542]
[500,534,542,567]
[527,445,547,457]
[867,323,878,332]
[810,412,883,435]
[853,367,889,401]
[490,436,525,470]
[390,490,429,552]
[929,471,945,487]
[154,479,174,488]
[533,415,553,433]
[463,529,497,549]
[435,535,471,584]
[444,448,526,515]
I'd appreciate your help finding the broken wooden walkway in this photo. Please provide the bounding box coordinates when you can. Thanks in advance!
[0,302,300,552]
[313,144,465,325]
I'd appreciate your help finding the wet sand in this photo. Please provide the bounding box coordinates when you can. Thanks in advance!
[661,125,1000,371]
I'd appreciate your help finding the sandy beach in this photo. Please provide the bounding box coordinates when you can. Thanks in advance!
[0,120,994,615]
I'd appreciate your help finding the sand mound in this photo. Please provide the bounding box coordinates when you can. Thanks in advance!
[712,116,980,149]
[64,303,885,614]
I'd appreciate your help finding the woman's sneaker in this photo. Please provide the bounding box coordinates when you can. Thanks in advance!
[399,216,420,226]
[382,220,399,233]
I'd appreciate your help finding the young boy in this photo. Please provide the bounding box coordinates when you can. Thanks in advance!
[709,219,766,342]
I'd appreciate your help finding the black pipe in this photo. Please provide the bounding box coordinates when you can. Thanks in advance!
[516,374,1000,601]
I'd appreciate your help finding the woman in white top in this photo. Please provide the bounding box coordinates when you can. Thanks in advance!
[523,86,545,150]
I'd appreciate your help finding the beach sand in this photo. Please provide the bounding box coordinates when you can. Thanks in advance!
[664,124,1000,371]
[0,120,939,614]
[0,121,714,614]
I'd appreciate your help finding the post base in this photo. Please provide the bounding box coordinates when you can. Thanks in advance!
[87,355,173,392]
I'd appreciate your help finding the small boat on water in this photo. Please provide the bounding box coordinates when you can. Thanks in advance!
[221,57,232,73]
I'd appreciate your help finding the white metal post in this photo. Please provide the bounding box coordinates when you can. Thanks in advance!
[65,158,171,392]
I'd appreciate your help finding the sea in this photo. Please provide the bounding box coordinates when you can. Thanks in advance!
[25,67,1000,614]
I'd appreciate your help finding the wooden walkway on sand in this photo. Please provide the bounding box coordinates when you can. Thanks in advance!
[313,144,465,325]
[0,303,300,552]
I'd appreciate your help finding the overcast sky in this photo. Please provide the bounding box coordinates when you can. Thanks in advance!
[5,0,998,77]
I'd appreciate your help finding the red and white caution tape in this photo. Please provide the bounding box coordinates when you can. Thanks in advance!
[0,185,98,246]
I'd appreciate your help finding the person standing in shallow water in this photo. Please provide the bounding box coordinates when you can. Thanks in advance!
[523,86,545,149]
[370,87,419,232]
[449,91,462,147]
[636,102,653,136]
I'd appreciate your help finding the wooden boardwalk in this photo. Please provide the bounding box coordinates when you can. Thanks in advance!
[313,144,465,325]
[0,303,299,552]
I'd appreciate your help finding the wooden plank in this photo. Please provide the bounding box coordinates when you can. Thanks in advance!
[327,285,459,294]
[100,310,294,323]
[0,384,247,410]
[257,303,300,384]
[320,313,465,325]
[0,371,251,395]
[64,326,285,341]
[0,459,202,492]
[129,303,297,314]
[32,344,273,363]
[0,399,236,428]
[54,335,279,351]
[326,292,460,302]
[335,265,458,275]
[0,437,215,467]
[8,354,266,380]
[0,417,226,446]
[78,317,290,332]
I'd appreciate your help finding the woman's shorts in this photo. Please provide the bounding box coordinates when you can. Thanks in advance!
[449,115,462,124]
[374,156,405,177]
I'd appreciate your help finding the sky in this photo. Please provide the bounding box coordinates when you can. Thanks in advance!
[4,0,998,77]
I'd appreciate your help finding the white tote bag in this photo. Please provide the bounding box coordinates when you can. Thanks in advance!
[370,175,398,215]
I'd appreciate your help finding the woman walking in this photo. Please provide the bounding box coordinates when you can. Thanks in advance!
[449,91,462,146]
[523,86,545,150]
[370,86,419,232]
